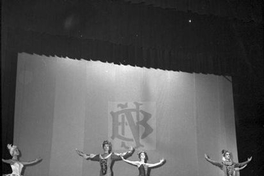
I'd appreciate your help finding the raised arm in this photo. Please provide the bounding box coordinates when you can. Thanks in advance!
[147,158,166,168]
[21,158,42,165]
[234,157,252,167]
[121,156,139,167]
[204,154,222,169]
[122,146,135,158]
[113,146,135,160]
[75,149,98,161]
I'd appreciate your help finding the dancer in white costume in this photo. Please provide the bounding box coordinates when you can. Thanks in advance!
[2,144,42,176]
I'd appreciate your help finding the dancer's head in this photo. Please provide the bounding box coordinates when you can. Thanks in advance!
[102,140,112,153]
[7,144,20,157]
[138,151,148,162]
[222,150,233,161]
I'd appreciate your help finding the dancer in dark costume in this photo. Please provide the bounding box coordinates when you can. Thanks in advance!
[204,150,252,176]
[121,151,166,176]
[2,144,42,176]
[76,140,134,176]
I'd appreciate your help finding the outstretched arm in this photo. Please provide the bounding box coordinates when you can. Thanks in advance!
[75,149,97,160]
[204,154,222,169]
[234,157,252,167]
[235,164,247,171]
[148,158,166,168]
[121,156,139,167]
[21,158,42,165]
[2,159,14,164]
[113,146,135,160]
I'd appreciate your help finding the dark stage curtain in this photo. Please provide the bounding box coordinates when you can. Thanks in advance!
[3,0,250,76]
[1,49,17,174]
[5,26,242,76]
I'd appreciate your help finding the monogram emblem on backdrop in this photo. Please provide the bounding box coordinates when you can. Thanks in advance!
[109,102,156,150]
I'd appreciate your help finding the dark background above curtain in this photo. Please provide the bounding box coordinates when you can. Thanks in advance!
[124,0,263,23]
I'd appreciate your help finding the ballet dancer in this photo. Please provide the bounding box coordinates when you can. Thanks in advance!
[121,151,166,176]
[2,144,42,176]
[204,149,252,176]
[76,140,134,176]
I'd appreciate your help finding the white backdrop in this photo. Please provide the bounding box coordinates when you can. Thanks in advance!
[13,52,238,176]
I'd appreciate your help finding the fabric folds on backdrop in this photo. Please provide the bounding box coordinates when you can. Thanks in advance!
[14,53,237,176]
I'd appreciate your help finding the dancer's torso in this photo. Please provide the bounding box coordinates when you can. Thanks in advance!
[138,164,149,176]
